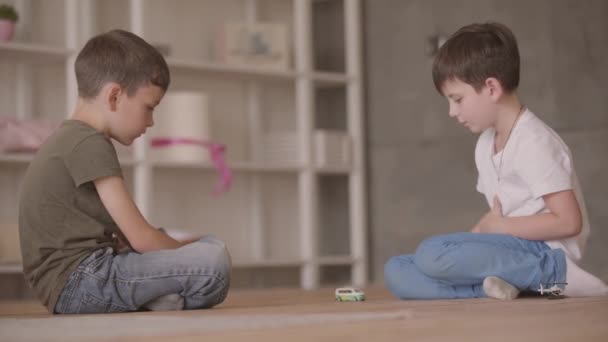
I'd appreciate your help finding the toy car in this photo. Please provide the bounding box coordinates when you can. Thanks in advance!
[538,283,568,299]
[335,287,366,302]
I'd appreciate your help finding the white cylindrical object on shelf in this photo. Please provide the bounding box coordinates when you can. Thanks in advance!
[149,91,211,163]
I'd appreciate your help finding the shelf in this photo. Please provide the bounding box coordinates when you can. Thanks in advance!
[166,57,350,86]
[0,259,338,274]
[0,42,72,65]
[0,153,138,167]
[0,153,34,164]
[167,57,297,82]
[319,256,356,266]
[149,160,303,173]
[0,0,367,291]
[0,257,355,274]
[312,71,351,87]
[0,154,354,174]
[232,258,304,268]
[316,165,352,175]
[0,263,22,274]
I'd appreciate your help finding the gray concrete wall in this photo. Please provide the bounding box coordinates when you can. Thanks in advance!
[364,0,608,282]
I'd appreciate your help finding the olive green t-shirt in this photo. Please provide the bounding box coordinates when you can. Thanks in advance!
[19,120,123,312]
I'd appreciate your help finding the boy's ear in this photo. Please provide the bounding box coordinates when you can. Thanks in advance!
[103,83,123,112]
[484,77,503,102]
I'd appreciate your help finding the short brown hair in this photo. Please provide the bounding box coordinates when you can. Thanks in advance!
[75,29,170,99]
[432,22,519,94]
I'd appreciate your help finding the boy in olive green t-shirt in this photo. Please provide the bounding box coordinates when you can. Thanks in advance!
[19,29,231,314]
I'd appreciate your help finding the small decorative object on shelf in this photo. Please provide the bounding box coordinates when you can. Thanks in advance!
[0,117,59,153]
[217,22,290,70]
[0,4,18,42]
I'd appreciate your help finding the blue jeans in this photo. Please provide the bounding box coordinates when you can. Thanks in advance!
[384,232,567,299]
[54,235,231,314]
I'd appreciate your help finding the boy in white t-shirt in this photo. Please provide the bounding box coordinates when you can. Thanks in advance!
[384,22,607,299]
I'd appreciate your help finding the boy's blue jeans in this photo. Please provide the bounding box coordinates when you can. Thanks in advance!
[384,232,567,299]
[54,235,231,314]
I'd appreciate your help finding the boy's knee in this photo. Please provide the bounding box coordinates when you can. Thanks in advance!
[210,246,231,306]
[383,256,417,299]
[384,257,401,292]
[216,246,232,283]
[414,237,455,278]
[204,238,231,281]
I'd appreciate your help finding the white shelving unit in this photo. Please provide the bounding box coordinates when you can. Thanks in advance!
[0,0,367,289]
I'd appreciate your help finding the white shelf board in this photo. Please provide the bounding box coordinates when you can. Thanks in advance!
[319,256,356,266]
[148,160,303,173]
[0,153,34,164]
[0,42,72,65]
[166,57,297,81]
[165,57,350,86]
[312,71,351,87]
[0,263,22,274]
[232,258,304,268]
[0,260,308,273]
[0,153,138,167]
[316,165,352,174]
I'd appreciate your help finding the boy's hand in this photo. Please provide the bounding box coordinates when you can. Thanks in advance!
[163,229,205,246]
[472,197,505,234]
[112,230,133,253]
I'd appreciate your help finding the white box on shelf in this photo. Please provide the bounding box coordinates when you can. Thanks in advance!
[148,91,212,164]
[314,130,351,169]
[216,22,290,70]
[259,131,299,164]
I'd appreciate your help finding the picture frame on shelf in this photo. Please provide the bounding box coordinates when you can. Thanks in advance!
[216,22,290,70]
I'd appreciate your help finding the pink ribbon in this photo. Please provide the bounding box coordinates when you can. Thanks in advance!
[150,137,232,196]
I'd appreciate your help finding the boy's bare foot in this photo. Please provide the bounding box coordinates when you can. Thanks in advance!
[483,276,519,300]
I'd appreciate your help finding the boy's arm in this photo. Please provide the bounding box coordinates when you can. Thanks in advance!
[94,175,190,253]
[473,190,582,240]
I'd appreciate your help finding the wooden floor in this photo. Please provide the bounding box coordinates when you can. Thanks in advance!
[1,286,607,341]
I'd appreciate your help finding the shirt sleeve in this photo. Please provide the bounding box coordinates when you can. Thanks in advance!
[65,134,123,187]
[515,134,573,199]
[475,175,484,194]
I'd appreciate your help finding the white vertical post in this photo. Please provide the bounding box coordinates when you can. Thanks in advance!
[245,0,265,261]
[15,0,32,120]
[64,0,79,116]
[79,0,96,43]
[130,0,152,218]
[13,0,31,41]
[344,0,367,287]
[67,0,95,116]
[294,0,319,289]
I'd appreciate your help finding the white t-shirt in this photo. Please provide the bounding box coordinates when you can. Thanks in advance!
[475,109,590,261]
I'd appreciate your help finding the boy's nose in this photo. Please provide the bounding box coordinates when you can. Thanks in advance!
[448,106,458,118]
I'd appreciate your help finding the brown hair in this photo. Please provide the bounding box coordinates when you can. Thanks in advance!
[432,22,519,94]
[75,29,170,99]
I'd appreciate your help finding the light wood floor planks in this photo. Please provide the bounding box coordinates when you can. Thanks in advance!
[1,286,607,341]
